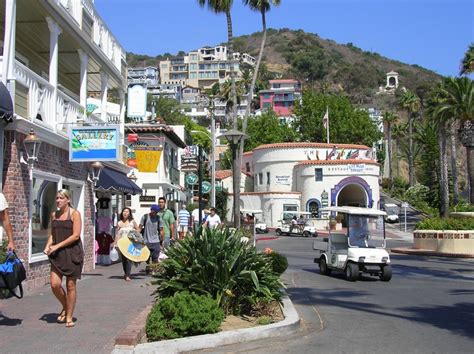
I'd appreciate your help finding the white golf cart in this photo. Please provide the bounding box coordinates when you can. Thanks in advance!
[313,206,392,281]
[241,209,268,234]
[275,211,318,237]
[383,203,399,223]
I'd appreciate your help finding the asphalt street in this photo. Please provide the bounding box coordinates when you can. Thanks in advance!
[200,234,474,354]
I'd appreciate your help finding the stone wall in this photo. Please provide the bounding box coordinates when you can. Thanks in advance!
[414,230,474,255]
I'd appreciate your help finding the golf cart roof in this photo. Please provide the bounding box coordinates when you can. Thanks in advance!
[321,206,387,216]
[384,203,398,208]
[281,211,313,216]
[241,209,263,214]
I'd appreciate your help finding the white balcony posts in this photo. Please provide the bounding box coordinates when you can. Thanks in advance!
[119,89,125,143]
[2,0,16,99]
[78,49,88,108]
[100,72,108,122]
[58,0,82,25]
[57,90,84,133]
[46,18,62,133]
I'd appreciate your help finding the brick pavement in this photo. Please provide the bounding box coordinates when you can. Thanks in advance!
[0,262,155,354]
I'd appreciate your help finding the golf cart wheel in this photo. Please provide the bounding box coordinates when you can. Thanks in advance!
[319,257,331,275]
[275,229,282,236]
[380,265,392,282]
[345,262,359,281]
[303,231,310,238]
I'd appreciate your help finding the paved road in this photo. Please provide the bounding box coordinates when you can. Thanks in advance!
[381,193,425,233]
[203,235,474,354]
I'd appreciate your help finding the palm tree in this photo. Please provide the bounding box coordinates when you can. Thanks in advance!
[450,120,459,205]
[382,111,398,188]
[391,122,407,178]
[198,0,238,128]
[459,43,474,76]
[239,0,281,163]
[398,89,421,186]
[436,77,474,205]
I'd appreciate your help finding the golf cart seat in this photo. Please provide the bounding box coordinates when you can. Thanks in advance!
[331,233,348,254]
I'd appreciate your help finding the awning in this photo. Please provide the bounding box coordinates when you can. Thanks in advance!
[0,81,14,123]
[96,167,142,195]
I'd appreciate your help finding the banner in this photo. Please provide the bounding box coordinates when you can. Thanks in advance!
[134,147,162,172]
[69,126,119,162]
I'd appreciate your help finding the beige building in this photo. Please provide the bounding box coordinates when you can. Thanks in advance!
[159,45,255,90]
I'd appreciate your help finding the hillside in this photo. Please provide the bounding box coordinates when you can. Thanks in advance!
[127,28,442,111]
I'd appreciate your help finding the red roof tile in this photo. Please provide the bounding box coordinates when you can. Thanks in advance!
[295,159,379,167]
[253,142,370,151]
[215,170,232,180]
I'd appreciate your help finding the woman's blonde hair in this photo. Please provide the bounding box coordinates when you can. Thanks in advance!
[57,189,73,207]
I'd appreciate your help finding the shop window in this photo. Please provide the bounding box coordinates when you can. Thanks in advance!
[258,173,263,185]
[267,172,270,185]
[31,177,58,257]
[315,168,323,181]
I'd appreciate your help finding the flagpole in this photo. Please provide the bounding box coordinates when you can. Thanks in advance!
[325,107,330,144]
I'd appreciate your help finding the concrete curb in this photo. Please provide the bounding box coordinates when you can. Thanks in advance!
[113,294,300,354]
[391,247,474,258]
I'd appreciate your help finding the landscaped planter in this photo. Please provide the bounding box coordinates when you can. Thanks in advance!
[413,230,474,255]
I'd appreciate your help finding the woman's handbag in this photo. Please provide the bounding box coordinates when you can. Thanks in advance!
[0,251,27,299]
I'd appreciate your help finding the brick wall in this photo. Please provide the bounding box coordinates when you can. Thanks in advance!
[2,130,95,292]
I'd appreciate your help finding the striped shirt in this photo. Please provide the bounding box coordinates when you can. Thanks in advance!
[178,208,190,226]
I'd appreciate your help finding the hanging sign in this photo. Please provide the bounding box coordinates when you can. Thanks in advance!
[69,126,119,162]
[134,147,162,172]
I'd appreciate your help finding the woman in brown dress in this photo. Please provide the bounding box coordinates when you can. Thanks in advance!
[44,189,83,328]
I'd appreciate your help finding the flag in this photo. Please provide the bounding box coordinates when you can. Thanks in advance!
[349,150,359,159]
[345,150,352,159]
[337,148,345,159]
[327,146,337,160]
[316,151,320,160]
[322,108,329,129]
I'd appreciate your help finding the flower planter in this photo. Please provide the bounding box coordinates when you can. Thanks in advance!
[413,230,474,255]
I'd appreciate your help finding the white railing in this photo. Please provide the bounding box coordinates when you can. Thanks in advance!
[57,0,82,25]
[57,90,85,133]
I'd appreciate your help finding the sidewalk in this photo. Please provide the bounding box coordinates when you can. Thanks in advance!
[0,262,155,354]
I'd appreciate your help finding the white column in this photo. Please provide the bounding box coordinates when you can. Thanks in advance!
[100,72,108,122]
[2,0,16,97]
[77,49,88,109]
[119,89,125,144]
[46,17,62,132]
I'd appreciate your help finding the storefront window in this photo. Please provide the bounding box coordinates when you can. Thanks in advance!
[31,177,58,256]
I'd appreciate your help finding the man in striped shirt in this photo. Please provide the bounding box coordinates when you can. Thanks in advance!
[177,205,191,239]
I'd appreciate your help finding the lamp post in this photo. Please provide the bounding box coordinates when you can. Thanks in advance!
[90,161,104,186]
[23,129,42,179]
[128,170,138,183]
[221,129,246,228]
[191,129,215,207]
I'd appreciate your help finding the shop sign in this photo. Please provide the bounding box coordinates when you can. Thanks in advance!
[201,181,212,194]
[186,173,198,185]
[348,164,366,173]
[134,147,162,172]
[275,175,290,185]
[139,196,156,202]
[127,84,147,118]
[70,126,119,162]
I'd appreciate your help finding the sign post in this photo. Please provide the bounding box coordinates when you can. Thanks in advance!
[401,202,409,232]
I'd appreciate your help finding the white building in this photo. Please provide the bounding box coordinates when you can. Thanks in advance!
[237,143,381,227]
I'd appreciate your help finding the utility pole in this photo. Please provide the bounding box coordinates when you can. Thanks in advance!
[198,145,203,226]
[210,97,216,208]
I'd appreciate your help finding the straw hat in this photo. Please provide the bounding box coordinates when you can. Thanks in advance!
[117,237,150,262]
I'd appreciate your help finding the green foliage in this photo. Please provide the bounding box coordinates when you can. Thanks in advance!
[415,217,474,230]
[146,292,224,341]
[215,189,228,221]
[244,111,298,151]
[405,183,430,204]
[293,90,382,146]
[265,251,288,275]
[255,316,272,325]
[451,202,474,212]
[153,227,284,315]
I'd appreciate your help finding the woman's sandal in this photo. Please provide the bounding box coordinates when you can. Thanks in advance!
[65,320,75,328]
[57,310,66,324]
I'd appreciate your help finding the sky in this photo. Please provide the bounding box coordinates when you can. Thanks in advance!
[95,0,473,77]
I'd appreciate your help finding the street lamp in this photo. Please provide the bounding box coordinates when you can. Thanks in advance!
[191,129,215,208]
[22,129,42,179]
[128,170,138,182]
[90,161,104,186]
[221,129,246,228]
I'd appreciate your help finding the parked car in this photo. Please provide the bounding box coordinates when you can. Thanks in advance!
[313,206,392,281]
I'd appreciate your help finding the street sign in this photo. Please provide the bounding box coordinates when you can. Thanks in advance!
[186,173,198,186]
[401,202,409,208]
[201,181,211,194]
[215,185,223,192]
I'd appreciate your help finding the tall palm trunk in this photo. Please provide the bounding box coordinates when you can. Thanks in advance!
[225,10,238,130]
[395,137,401,178]
[239,9,267,167]
[460,120,474,203]
[408,114,415,186]
[387,122,393,187]
[450,121,459,205]
[438,124,449,217]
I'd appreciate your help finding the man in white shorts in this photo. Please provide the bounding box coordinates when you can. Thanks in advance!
[177,205,190,239]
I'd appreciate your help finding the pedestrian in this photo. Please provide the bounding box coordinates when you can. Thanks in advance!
[158,197,176,248]
[204,207,222,229]
[139,205,163,273]
[0,192,15,251]
[177,204,191,239]
[113,207,139,281]
[111,207,119,238]
[191,206,205,232]
[43,189,83,328]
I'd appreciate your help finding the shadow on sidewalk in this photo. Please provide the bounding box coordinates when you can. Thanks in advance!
[0,313,22,326]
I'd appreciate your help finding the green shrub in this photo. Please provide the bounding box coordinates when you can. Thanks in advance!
[415,217,474,230]
[146,292,224,341]
[451,202,474,212]
[153,227,284,315]
[265,251,288,275]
